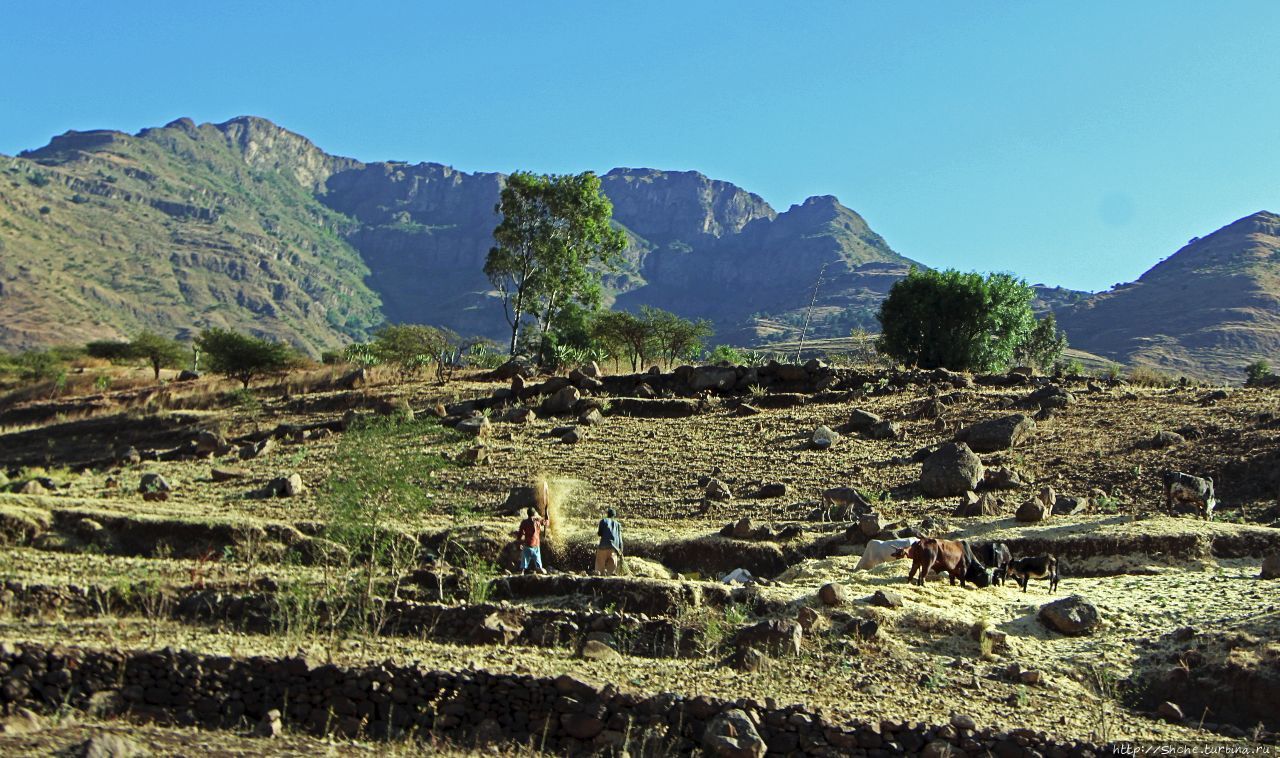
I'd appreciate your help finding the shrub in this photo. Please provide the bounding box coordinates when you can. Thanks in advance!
[1245,359,1272,386]
[876,268,1038,372]
[195,328,297,388]
[706,345,748,365]
[371,324,456,381]
[1127,365,1178,388]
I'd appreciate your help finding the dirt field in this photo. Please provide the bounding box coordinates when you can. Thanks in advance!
[1,364,1277,754]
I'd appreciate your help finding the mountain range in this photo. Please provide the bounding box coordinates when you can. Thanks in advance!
[0,116,1276,381]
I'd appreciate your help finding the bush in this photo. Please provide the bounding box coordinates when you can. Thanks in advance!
[195,328,297,388]
[1127,365,1177,387]
[876,268,1037,372]
[1245,359,1272,386]
[371,324,455,380]
[706,345,748,365]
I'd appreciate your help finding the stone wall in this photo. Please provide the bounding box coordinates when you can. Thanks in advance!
[0,642,1110,756]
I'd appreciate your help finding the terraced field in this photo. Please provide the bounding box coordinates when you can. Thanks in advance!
[1,362,1277,755]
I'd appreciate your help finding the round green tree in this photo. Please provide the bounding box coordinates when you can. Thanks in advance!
[876,268,1041,372]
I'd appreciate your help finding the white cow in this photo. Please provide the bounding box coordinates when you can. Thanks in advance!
[853,537,917,571]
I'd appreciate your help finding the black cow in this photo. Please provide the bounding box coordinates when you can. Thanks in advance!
[972,542,1013,586]
[1006,554,1059,593]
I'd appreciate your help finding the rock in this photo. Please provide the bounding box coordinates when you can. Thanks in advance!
[456,416,491,437]
[283,473,306,497]
[255,708,283,738]
[689,366,739,392]
[119,447,142,466]
[704,709,767,758]
[568,368,604,392]
[1150,430,1186,449]
[17,480,48,495]
[921,740,958,758]
[736,618,803,656]
[80,734,146,758]
[871,590,903,608]
[543,385,581,415]
[176,369,200,382]
[1019,669,1043,685]
[210,467,248,482]
[578,408,603,426]
[811,425,840,450]
[706,478,733,501]
[730,517,754,539]
[560,427,583,444]
[141,491,168,502]
[476,612,524,644]
[458,445,490,465]
[1038,595,1101,635]
[819,582,850,606]
[1260,554,1280,579]
[580,639,622,661]
[869,419,902,440]
[955,414,1036,452]
[755,482,787,498]
[378,398,414,420]
[1051,496,1088,516]
[734,403,761,417]
[847,409,884,432]
[1015,499,1049,523]
[920,442,984,497]
[503,407,536,424]
[950,712,977,731]
[982,465,1026,490]
[1157,701,1184,722]
[0,707,42,734]
[954,492,1004,517]
[730,647,770,673]
[859,513,884,537]
[193,430,225,456]
[239,438,275,460]
[580,361,602,378]
[633,382,655,399]
[560,713,606,740]
[138,472,171,494]
[491,357,536,381]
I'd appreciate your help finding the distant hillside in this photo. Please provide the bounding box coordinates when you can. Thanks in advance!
[1057,211,1280,382]
[0,117,382,353]
[0,116,918,353]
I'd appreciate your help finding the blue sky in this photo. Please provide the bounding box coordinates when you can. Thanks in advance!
[3,1,1279,292]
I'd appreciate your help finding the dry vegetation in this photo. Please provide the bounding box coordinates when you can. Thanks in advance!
[1,360,1278,753]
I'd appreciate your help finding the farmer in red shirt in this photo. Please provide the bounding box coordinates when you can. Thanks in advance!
[514,507,547,574]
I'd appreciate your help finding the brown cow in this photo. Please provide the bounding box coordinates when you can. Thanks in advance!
[904,538,969,587]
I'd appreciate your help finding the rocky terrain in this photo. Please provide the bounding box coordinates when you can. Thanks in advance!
[0,358,1277,755]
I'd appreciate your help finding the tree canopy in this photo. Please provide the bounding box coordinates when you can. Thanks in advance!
[195,328,297,388]
[876,268,1059,372]
[485,171,626,358]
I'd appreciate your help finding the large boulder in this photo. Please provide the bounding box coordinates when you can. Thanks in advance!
[920,442,984,497]
[1038,595,1101,635]
[689,366,739,392]
[735,618,802,656]
[955,414,1036,453]
[811,425,840,450]
[542,386,581,415]
[703,709,767,758]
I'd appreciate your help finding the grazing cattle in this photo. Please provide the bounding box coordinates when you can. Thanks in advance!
[1006,554,1059,593]
[855,537,917,571]
[904,538,969,587]
[970,541,1013,586]
[1162,471,1216,520]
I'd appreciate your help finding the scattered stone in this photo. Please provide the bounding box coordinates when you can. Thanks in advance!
[955,414,1036,453]
[954,492,1004,517]
[730,647,770,673]
[138,473,171,494]
[560,427,583,444]
[458,445,490,465]
[920,442,984,497]
[819,582,851,607]
[1149,430,1186,449]
[18,480,48,495]
[871,590,903,609]
[730,517,755,539]
[736,618,803,656]
[1052,495,1088,516]
[80,734,146,758]
[982,465,1026,490]
[859,513,884,537]
[811,425,840,450]
[1019,669,1043,685]
[734,403,761,417]
[579,639,622,661]
[503,407,536,424]
[1157,701,1184,722]
[706,478,733,501]
[578,408,603,426]
[869,419,902,440]
[704,709,767,758]
[0,706,42,734]
[176,369,200,382]
[210,467,248,482]
[921,740,958,758]
[1260,554,1280,579]
[950,712,977,731]
[255,708,283,738]
[847,409,883,432]
[491,357,536,381]
[689,365,739,392]
[543,385,581,415]
[755,482,787,498]
[456,415,491,437]
[141,491,168,502]
[1016,486,1056,523]
[193,430,225,456]
[239,438,275,460]
[119,447,142,466]
[477,612,523,644]
[1038,595,1101,635]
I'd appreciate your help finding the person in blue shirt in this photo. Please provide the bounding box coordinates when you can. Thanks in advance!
[595,507,623,575]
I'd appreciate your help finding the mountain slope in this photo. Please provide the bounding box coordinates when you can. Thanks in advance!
[0,117,381,352]
[1058,211,1280,381]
